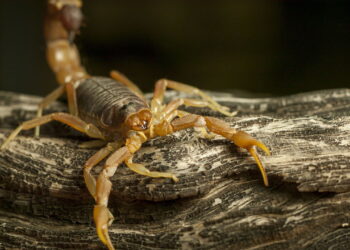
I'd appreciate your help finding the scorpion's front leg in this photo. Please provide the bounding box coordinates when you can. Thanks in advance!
[155,114,270,186]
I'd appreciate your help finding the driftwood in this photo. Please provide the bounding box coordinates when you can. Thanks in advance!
[0,89,350,249]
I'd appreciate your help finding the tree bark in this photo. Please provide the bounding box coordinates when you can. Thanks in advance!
[0,89,349,249]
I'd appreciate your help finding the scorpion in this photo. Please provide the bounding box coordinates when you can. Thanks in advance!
[0,0,270,249]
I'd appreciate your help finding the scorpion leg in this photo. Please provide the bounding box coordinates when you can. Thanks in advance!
[79,139,107,149]
[151,99,214,139]
[110,70,144,100]
[1,112,104,149]
[151,79,236,116]
[34,82,79,137]
[93,146,132,250]
[34,84,65,137]
[125,157,179,182]
[65,82,79,116]
[125,132,179,181]
[156,98,218,120]
[155,114,270,186]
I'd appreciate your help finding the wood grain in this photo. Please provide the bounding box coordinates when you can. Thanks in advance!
[0,89,349,249]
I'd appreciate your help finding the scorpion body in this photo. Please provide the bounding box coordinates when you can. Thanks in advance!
[0,1,271,249]
[76,77,150,139]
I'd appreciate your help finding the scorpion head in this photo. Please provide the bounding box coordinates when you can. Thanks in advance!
[100,101,152,133]
[126,109,152,131]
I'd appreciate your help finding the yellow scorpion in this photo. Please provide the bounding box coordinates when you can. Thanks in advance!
[0,0,270,249]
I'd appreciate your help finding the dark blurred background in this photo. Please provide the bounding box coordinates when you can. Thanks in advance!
[1,0,350,97]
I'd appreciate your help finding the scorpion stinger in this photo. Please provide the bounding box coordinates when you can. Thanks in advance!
[0,0,271,249]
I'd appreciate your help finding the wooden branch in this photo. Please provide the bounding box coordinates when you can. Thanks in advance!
[0,90,350,249]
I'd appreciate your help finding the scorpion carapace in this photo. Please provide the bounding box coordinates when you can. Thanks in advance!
[0,0,271,249]
[76,77,151,137]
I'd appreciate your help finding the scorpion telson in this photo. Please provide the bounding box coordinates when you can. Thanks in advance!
[0,1,271,249]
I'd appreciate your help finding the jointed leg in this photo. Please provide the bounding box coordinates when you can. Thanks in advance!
[150,95,223,139]
[151,79,236,117]
[35,85,66,137]
[124,132,178,181]
[151,102,214,139]
[65,82,79,116]
[35,82,79,137]
[110,70,144,100]
[125,157,178,182]
[79,140,107,149]
[157,98,220,120]
[1,112,104,149]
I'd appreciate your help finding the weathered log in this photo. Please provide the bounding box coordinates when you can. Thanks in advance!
[0,89,349,249]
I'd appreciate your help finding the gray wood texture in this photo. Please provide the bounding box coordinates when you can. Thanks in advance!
[0,89,350,249]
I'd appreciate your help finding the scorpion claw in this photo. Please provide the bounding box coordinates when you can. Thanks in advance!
[93,205,115,250]
[231,131,270,187]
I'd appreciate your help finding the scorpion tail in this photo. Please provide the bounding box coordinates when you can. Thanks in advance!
[46,0,88,85]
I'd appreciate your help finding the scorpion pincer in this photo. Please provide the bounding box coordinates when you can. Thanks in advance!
[0,0,271,249]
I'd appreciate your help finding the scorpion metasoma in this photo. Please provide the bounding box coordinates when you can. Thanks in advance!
[0,0,271,249]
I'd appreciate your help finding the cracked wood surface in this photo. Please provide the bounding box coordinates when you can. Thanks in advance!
[0,89,349,249]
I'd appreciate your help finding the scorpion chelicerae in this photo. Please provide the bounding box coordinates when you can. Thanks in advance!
[0,0,270,249]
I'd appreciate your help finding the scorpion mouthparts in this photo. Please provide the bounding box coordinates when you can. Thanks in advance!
[141,120,149,130]
[126,109,152,131]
